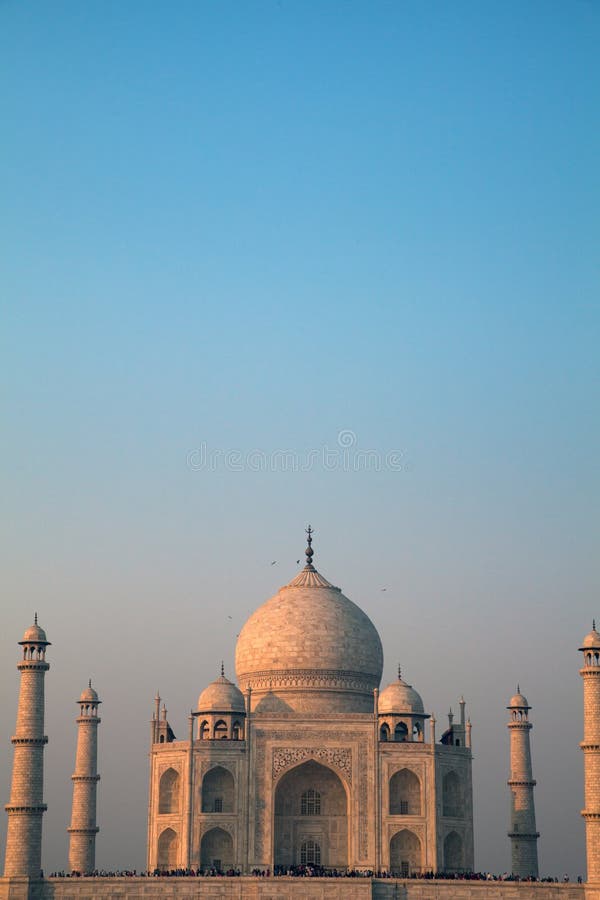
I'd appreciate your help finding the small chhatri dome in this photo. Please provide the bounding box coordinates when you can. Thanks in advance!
[379,667,425,715]
[79,679,99,703]
[197,670,245,714]
[20,613,49,645]
[580,621,600,650]
[235,528,384,713]
[508,685,530,709]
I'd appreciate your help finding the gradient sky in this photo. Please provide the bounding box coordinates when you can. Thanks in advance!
[1,0,599,879]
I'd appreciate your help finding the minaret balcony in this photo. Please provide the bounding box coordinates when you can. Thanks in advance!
[10,735,48,745]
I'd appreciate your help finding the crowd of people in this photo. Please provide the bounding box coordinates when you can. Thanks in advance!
[49,866,583,883]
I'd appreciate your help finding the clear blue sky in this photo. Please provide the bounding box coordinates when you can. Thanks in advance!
[1,0,599,878]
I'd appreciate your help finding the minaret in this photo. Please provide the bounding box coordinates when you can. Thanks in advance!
[3,616,50,878]
[507,687,539,878]
[580,622,600,883]
[68,681,101,874]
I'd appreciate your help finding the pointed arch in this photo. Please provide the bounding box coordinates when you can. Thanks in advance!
[389,768,421,815]
[274,759,348,869]
[444,830,463,872]
[390,829,421,876]
[394,722,408,742]
[200,827,233,872]
[199,720,210,740]
[157,827,178,869]
[201,765,235,813]
[158,768,180,814]
[232,720,243,740]
[213,719,228,739]
[443,770,463,817]
[380,723,390,742]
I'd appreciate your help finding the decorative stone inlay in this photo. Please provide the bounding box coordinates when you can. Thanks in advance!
[272,747,352,783]
[358,744,368,858]
[240,668,378,693]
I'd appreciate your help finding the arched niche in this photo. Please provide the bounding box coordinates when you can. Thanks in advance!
[200,827,233,872]
[158,768,180,814]
[274,759,348,870]
[390,829,422,876]
[442,771,463,818]
[389,768,421,815]
[201,765,235,813]
[444,830,463,872]
[157,827,178,869]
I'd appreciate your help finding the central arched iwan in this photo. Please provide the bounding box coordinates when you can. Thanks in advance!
[274,759,348,870]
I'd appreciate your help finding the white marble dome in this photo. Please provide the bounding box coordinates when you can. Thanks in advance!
[235,561,384,713]
[379,675,424,714]
[198,674,245,714]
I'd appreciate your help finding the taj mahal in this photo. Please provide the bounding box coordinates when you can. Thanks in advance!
[1,528,599,900]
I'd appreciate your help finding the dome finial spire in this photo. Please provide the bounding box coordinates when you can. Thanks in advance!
[517,683,520,694]
[34,612,38,625]
[220,660,225,677]
[594,619,596,631]
[398,663,402,681]
[305,525,315,569]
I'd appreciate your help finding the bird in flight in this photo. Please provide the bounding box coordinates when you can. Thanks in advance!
[271,560,277,565]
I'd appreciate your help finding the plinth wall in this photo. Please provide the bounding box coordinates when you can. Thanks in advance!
[0,877,596,900]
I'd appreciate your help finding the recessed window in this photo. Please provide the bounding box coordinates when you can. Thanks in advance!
[301,789,321,816]
[300,840,321,865]
[213,797,223,813]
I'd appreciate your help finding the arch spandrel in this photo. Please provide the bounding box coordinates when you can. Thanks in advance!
[272,746,352,785]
